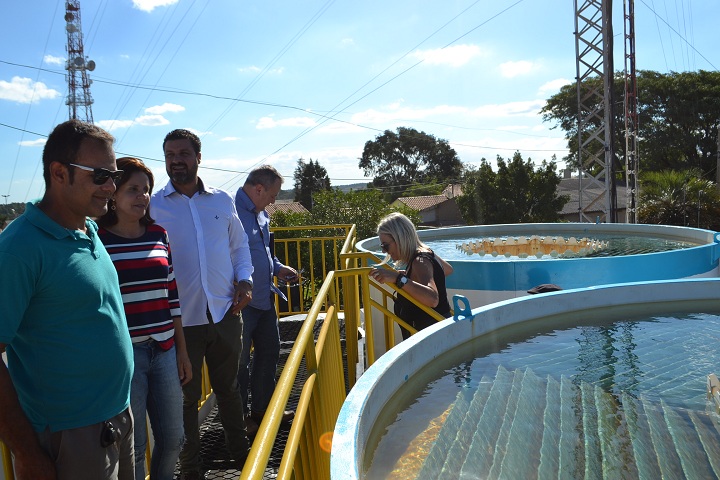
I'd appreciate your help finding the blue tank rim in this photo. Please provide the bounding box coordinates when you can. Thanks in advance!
[357,222,720,264]
[357,223,720,292]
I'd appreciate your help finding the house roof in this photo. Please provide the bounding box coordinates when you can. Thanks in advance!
[393,195,451,212]
[442,184,463,198]
[266,201,309,215]
[558,177,628,215]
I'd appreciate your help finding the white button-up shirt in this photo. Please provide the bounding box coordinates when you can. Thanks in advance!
[151,179,253,327]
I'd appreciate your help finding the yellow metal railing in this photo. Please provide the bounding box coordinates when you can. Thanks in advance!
[271,225,354,316]
[241,261,447,480]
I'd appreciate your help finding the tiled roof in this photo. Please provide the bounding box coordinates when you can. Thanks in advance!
[267,201,309,215]
[394,195,451,212]
[558,178,627,215]
[442,184,463,197]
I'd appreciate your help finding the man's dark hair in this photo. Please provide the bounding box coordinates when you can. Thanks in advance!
[245,165,284,189]
[42,119,115,188]
[163,129,201,154]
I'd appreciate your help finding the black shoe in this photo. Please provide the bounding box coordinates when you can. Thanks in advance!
[244,414,259,437]
[281,409,295,424]
[251,409,295,426]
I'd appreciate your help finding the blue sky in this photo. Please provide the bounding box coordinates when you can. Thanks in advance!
[1,0,718,204]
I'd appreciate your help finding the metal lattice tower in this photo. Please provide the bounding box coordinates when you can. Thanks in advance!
[574,0,617,223]
[64,0,95,123]
[624,0,639,223]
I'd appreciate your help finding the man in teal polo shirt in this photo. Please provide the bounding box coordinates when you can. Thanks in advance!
[0,120,134,480]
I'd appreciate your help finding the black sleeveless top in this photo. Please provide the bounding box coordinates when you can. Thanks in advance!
[394,250,451,334]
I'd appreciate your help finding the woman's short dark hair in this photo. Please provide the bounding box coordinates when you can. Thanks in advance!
[97,157,155,228]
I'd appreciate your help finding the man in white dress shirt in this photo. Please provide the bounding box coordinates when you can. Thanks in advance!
[150,129,253,480]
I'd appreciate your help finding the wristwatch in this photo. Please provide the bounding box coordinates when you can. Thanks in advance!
[395,274,409,289]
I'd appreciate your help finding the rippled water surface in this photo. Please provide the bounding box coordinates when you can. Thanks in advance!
[366,311,720,479]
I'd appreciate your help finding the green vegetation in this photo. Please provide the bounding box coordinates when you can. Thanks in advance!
[458,152,568,225]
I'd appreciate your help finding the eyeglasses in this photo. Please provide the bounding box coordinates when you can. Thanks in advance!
[67,163,124,185]
[380,242,391,253]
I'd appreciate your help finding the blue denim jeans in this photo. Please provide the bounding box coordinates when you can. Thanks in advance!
[238,306,280,415]
[131,341,184,480]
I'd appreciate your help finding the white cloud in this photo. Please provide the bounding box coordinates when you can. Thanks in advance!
[238,66,284,75]
[340,38,355,47]
[134,114,170,126]
[256,116,317,129]
[413,44,483,67]
[18,138,46,147]
[220,137,240,142]
[538,78,572,96]
[44,55,64,66]
[96,119,135,131]
[145,103,184,114]
[471,100,546,118]
[132,0,178,12]
[351,104,468,125]
[499,60,536,78]
[0,77,60,104]
[96,105,181,131]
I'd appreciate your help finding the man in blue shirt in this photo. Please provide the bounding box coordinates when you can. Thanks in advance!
[235,165,297,434]
[0,120,134,480]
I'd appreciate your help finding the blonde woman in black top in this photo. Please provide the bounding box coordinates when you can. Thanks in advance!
[369,212,453,339]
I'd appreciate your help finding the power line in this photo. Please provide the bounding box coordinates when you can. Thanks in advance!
[639,0,718,71]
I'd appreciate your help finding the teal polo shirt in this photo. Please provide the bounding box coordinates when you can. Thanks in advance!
[0,202,133,432]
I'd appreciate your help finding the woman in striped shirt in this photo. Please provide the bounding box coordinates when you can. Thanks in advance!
[98,157,191,480]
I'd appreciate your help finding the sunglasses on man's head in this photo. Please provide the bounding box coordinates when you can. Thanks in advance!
[68,163,124,185]
[380,242,391,253]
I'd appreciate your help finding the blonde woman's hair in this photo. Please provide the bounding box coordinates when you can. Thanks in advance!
[376,212,427,268]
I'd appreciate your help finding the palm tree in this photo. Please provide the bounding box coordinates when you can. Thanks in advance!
[638,169,720,230]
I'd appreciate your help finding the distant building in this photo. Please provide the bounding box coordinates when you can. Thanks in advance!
[267,201,310,216]
[392,185,465,226]
[557,171,627,222]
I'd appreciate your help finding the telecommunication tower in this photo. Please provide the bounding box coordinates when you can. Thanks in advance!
[573,0,617,223]
[64,0,96,123]
[624,0,639,223]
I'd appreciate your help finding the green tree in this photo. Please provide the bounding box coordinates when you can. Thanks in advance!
[458,152,569,224]
[541,70,720,177]
[358,127,464,200]
[293,158,331,210]
[309,188,418,240]
[638,169,720,230]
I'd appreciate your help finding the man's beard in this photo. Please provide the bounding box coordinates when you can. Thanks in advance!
[169,165,194,185]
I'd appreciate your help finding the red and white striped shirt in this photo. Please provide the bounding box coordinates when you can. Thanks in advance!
[99,224,181,350]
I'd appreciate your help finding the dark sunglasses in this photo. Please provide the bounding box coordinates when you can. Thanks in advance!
[380,242,391,253]
[68,163,125,185]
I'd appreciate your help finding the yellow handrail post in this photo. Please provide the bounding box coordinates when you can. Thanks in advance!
[1,442,14,480]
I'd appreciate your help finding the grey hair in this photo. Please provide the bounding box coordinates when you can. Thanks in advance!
[245,165,283,188]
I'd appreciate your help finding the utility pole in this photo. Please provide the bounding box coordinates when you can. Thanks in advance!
[1,195,8,206]
[624,0,638,223]
[716,121,720,189]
